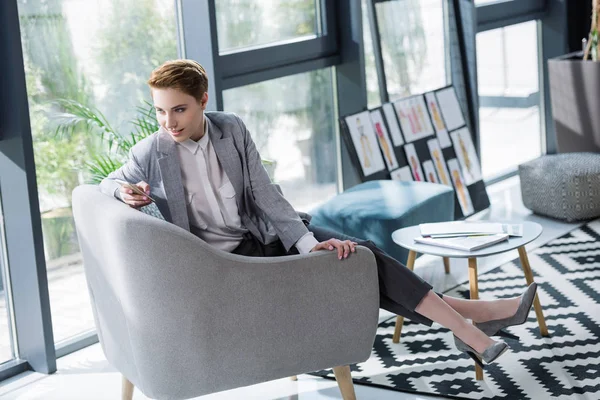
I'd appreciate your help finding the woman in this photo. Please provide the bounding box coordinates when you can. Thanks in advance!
[100,59,538,367]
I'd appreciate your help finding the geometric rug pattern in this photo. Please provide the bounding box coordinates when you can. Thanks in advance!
[311,219,600,399]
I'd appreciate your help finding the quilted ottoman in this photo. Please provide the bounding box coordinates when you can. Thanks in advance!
[309,180,455,264]
[519,153,600,221]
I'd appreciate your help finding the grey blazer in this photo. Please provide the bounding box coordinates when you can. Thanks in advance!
[99,111,311,251]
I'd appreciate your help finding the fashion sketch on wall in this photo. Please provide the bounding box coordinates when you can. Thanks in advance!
[426,138,452,187]
[382,103,405,146]
[344,111,386,176]
[370,109,399,171]
[425,92,452,148]
[435,87,465,131]
[422,160,439,184]
[451,127,482,185]
[391,166,413,182]
[448,158,475,216]
[393,96,434,143]
[404,143,425,182]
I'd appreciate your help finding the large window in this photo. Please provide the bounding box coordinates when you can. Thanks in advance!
[16,0,178,345]
[223,68,337,211]
[477,21,542,178]
[216,0,319,53]
[375,0,447,100]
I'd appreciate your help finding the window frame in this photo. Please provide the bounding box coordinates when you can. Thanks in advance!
[475,0,567,183]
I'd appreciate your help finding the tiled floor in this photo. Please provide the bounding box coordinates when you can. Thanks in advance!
[0,176,585,399]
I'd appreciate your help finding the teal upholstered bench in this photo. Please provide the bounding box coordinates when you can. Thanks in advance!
[310,180,455,264]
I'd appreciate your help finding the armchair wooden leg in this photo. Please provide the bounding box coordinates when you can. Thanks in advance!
[333,365,356,400]
[443,257,450,274]
[393,250,417,343]
[122,375,134,400]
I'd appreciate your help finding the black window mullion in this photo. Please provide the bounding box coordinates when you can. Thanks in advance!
[220,36,337,80]
[221,55,340,90]
[0,0,56,376]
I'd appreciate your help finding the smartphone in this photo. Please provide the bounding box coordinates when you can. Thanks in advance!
[115,179,155,202]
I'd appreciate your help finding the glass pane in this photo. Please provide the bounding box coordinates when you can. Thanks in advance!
[223,69,337,211]
[477,21,542,178]
[17,0,178,344]
[375,0,448,100]
[216,0,318,53]
[362,0,382,109]
[0,191,15,364]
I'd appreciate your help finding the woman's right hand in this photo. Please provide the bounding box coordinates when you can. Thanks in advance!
[120,181,152,208]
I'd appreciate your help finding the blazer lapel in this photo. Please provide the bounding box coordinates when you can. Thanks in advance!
[207,116,245,210]
[157,129,190,231]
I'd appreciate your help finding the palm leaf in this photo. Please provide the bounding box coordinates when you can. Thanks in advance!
[52,99,121,151]
[84,154,123,184]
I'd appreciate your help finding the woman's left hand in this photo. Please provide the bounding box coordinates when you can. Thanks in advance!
[310,238,358,260]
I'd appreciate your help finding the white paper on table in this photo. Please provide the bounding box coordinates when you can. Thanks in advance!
[501,223,523,237]
[419,221,524,237]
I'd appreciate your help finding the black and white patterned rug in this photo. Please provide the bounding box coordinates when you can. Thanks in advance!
[312,219,600,399]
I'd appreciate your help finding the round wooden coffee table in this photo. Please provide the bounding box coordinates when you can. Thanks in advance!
[392,221,548,380]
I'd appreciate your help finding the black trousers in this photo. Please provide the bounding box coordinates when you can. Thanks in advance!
[232,223,438,326]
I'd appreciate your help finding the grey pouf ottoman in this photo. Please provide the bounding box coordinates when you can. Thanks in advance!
[519,153,600,221]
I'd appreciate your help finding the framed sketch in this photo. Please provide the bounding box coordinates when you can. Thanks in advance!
[448,158,475,216]
[370,109,399,171]
[450,127,482,185]
[404,143,425,182]
[393,95,434,143]
[436,87,465,131]
[422,160,439,184]
[426,138,452,187]
[344,111,386,176]
[425,92,452,148]
[391,166,413,181]
[382,103,404,146]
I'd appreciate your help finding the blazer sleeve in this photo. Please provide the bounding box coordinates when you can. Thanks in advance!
[99,147,148,201]
[234,115,311,251]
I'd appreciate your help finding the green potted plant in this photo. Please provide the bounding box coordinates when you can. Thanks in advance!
[548,0,600,153]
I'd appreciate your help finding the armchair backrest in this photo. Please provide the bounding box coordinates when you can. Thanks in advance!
[72,185,379,400]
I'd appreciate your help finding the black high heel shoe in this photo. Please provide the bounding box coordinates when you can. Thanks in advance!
[453,335,509,368]
[474,282,538,340]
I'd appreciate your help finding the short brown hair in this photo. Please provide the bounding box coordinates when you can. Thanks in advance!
[147,59,209,103]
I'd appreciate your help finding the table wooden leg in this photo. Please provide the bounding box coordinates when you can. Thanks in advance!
[468,257,484,381]
[393,250,417,344]
[517,246,548,336]
[443,257,450,274]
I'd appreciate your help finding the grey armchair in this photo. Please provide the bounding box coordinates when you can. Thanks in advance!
[72,185,380,400]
